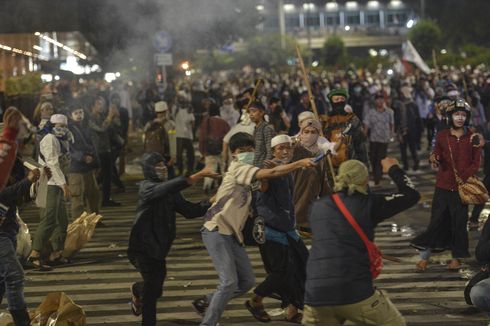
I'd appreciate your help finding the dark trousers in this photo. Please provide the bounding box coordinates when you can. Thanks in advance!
[132,256,166,326]
[99,152,112,203]
[399,134,419,170]
[254,239,307,309]
[111,149,124,190]
[176,137,195,174]
[411,187,470,258]
[369,142,388,184]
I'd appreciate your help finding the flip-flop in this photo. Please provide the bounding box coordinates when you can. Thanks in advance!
[244,300,271,323]
[285,312,303,324]
[27,257,53,272]
[130,285,142,316]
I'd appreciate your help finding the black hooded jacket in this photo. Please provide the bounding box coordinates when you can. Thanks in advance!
[127,153,210,262]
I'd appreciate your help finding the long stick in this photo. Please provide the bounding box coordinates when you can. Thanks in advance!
[295,44,337,188]
[295,45,320,124]
[244,79,262,111]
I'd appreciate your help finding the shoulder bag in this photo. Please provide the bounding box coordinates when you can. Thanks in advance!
[331,193,383,279]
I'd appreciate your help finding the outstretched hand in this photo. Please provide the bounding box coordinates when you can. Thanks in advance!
[381,157,399,174]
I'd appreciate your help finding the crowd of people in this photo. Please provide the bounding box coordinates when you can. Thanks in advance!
[1,65,490,325]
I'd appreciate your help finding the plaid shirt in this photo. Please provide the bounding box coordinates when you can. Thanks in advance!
[253,120,276,168]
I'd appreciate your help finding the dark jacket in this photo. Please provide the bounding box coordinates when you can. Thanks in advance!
[0,178,32,240]
[69,121,99,173]
[256,173,295,232]
[305,166,420,306]
[127,153,210,262]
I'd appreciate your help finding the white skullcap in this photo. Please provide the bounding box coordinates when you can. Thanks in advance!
[298,111,315,124]
[50,114,68,125]
[271,135,292,148]
[154,101,168,113]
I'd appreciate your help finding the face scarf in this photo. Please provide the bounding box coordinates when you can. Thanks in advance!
[331,101,347,115]
[155,166,168,181]
[299,119,321,153]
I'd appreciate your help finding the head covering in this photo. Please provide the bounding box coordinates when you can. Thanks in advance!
[271,135,291,148]
[298,111,315,125]
[50,114,68,125]
[40,102,53,112]
[249,101,266,111]
[327,88,349,102]
[333,160,369,195]
[446,98,471,126]
[141,152,166,182]
[154,101,168,113]
[300,118,321,132]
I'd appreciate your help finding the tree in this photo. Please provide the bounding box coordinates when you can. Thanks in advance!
[238,33,308,69]
[322,36,346,67]
[408,19,442,60]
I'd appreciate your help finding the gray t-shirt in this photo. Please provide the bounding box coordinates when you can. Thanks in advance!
[363,108,394,143]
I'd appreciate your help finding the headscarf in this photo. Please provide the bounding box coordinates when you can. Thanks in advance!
[333,159,369,195]
[299,118,321,153]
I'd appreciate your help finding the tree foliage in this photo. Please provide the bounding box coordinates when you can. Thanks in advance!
[322,36,346,67]
[408,19,442,60]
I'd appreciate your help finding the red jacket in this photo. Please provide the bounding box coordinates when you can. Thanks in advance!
[0,127,19,192]
[198,116,230,155]
[433,128,481,191]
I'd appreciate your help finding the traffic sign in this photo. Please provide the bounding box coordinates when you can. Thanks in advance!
[155,53,173,66]
[153,31,172,53]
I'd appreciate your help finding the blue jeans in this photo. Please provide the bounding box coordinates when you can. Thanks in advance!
[470,278,490,313]
[200,228,255,326]
[0,234,26,310]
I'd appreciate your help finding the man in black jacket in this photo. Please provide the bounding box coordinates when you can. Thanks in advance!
[468,218,490,312]
[127,152,217,326]
[0,164,41,325]
[302,157,420,326]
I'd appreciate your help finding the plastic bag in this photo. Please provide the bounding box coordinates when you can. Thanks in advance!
[15,212,32,263]
[0,293,86,326]
[30,292,86,326]
[62,212,102,258]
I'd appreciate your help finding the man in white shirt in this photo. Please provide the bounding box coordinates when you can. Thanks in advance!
[219,93,240,129]
[29,114,72,270]
[175,99,196,175]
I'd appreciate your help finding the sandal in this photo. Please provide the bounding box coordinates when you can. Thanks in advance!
[415,260,428,272]
[285,312,303,324]
[245,300,271,323]
[27,257,52,271]
[447,259,461,270]
[47,256,71,266]
[130,284,142,316]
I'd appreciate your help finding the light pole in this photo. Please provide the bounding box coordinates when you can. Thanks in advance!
[278,0,286,49]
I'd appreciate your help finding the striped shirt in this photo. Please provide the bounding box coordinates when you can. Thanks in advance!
[253,121,276,168]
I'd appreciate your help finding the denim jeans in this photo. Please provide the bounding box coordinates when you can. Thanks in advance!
[0,234,26,311]
[200,228,255,326]
[470,278,490,313]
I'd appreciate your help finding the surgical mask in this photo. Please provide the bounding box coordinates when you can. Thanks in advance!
[155,167,168,181]
[300,133,319,148]
[53,126,68,138]
[331,101,346,114]
[236,152,255,165]
[353,86,362,94]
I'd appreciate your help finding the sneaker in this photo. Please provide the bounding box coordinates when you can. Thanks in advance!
[192,296,209,317]
[130,284,142,316]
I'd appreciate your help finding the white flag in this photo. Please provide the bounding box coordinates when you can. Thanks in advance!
[402,40,431,74]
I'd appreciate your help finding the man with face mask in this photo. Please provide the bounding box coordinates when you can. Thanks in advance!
[246,135,309,324]
[219,93,240,128]
[128,152,218,326]
[29,114,73,270]
[411,99,484,272]
[325,88,368,168]
[67,102,100,219]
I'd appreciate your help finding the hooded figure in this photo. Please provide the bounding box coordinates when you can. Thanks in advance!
[127,152,212,325]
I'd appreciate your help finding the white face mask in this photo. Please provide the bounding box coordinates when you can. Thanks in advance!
[236,152,255,165]
[53,126,68,138]
[300,133,319,148]
[155,166,168,181]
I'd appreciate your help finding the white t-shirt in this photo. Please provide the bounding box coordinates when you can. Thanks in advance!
[203,160,259,244]
[223,122,256,144]
[175,109,195,140]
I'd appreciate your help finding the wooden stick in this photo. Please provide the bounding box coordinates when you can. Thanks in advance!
[295,45,320,125]
[244,79,263,111]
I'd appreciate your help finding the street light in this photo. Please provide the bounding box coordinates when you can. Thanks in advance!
[406,19,415,28]
[345,25,351,31]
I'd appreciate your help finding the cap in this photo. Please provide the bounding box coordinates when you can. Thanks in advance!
[271,135,292,148]
[50,114,68,125]
[155,101,168,113]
